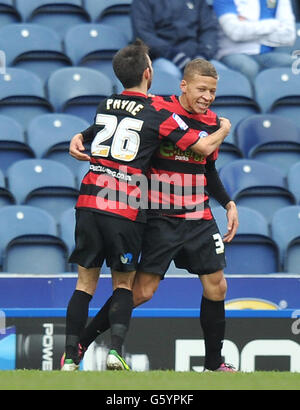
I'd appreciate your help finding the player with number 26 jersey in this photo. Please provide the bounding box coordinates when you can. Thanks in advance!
[75,91,203,222]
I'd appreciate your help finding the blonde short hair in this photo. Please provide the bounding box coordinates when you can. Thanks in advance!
[183,58,218,81]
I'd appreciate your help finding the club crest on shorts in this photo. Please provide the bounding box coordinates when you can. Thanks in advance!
[120,253,133,264]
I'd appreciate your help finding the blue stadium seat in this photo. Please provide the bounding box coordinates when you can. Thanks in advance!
[271,206,300,273]
[59,207,75,255]
[212,68,260,146]
[235,114,300,175]
[15,0,90,38]
[149,71,181,96]
[213,206,280,274]
[0,24,72,83]
[84,0,133,41]
[7,159,79,221]
[0,68,53,127]
[254,68,300,128]
[0,169,15,208]
[219,159,296,223]
[59,207,111,275]
[0,114,35,173]
[0,0,21,27]
[0,205,68,273]
[59,207,76,271]
[27,113,89,174]
[76,161,90,189]
[287,161,300,204]
[64,23,128,84]
[47,67,114,123]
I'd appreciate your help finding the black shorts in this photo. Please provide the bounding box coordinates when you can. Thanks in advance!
[69,210,145,272]
[138,216,226,278]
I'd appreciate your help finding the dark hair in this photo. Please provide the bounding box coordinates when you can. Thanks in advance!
[183,58,218,81]
[113,39,150,88]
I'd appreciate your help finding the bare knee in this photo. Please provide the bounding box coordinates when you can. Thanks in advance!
[76,265,100,296]
[200,270,227,301]
[133,286,156,306]
[133,273,161,307]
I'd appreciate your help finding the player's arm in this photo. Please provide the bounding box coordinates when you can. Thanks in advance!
[189,117,231,157]
[69,125,96,161]
[205,159,238,242]
[69,132,90,161]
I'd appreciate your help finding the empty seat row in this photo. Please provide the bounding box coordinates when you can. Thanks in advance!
[217,159,300,223]
[0,0,133,40]
[0,205,72,273]
[212,205,300,275]
[0,23,129,84]
[0,64,299,131]
[1,156,300,228]
[0,204,299,274]
[0,159,80,222]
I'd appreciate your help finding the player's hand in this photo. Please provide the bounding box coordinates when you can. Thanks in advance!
[223,201,239,243]
[69,133,91,161]
[219,117,231,137]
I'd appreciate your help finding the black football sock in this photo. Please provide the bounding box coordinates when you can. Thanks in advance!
[109,288,134,356]
[65,289,92,360]
[200,296,225,371]
[80,296,112,348]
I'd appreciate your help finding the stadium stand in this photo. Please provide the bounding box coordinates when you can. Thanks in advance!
[219,159,296,223]
[213,205,280,274]
[212,68,260,143]
[76,161,89,189]
[0,67,53,127]
[235,114,300,175]
[84,0,133,41]
[47,67,114,123]
[287,161,300,204]
[27,113,89,174]
[254,68,300,129]
[211,68,259,169]
[6,159,79,221]
[0,114,35,173]
[0,0,21,27]
[148,71,181,96]
[0,205,69,273]
[15,0,90,38]
[0,168,15,208]
[0,24,72,83]
[64,23,128,84]
[0,0,298,276]
[271,205,300,273]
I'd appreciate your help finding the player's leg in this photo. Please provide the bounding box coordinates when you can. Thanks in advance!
[62,209,104,371]
[133,271,161,307]
[62,266,100,370]
[106,269,136,370]
[199,270,235,371]
[79,271,161,350]
[174,218,235,372]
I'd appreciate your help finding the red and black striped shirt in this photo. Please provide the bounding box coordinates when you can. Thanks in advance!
[148,95,220,220]
[76,91,201,222]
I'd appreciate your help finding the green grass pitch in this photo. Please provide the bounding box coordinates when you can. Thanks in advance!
[0,370,299,390]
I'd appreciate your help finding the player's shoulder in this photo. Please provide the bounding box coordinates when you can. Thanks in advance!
[149,94,179,112]
[204,108,218,123]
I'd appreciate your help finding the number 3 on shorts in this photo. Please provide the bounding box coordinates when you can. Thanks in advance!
[213,233,224,254]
